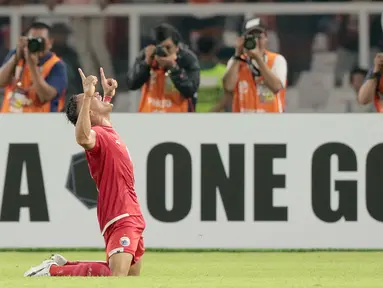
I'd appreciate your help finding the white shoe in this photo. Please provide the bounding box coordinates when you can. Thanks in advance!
[50,254,68,266]
[24,259,57,277]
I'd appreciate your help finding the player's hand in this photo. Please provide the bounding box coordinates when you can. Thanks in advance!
[235,37,244,57]
[145,45,156,65]
[373,53,383,73]
[100,67,118,97]
[79,68,98,97]
[155,54,177,69]
[16,37,27,60]
[24,47,38,67]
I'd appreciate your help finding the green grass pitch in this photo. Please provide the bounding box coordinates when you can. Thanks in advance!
[1,250,383,287]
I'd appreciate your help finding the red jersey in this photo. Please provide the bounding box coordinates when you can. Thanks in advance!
[85,125,143,235]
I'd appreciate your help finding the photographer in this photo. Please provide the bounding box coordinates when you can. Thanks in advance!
[127,23,200,112]
[220,18,287,113]
[0,22,68,113]
[357,53,383,112]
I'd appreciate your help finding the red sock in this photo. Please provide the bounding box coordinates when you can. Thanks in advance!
[66,260,107,266]
[49,263,111,277]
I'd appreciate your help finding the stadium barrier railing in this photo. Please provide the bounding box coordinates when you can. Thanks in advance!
[1,3,382,70]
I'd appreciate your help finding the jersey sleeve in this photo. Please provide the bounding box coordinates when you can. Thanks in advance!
[271,54,287,88]
[86,126,105,154]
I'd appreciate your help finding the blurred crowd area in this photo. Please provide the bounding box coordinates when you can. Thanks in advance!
[0,0,382,112]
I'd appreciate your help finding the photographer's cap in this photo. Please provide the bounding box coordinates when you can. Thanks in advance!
[243,18,266,35]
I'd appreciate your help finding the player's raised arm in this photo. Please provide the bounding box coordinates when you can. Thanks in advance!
[75,68,98,150]
[100,67,118,103]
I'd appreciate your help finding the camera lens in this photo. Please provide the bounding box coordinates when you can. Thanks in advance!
[28,39,39,53]
[27,38,45,53]
[244,36,256,50]
[155,45,167,57]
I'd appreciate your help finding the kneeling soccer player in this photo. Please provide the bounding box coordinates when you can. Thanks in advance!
[24,68,145,277]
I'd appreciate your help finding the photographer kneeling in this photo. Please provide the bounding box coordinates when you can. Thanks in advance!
[0,22,68,113]
[218,18,287,113]
[127,23,200,112]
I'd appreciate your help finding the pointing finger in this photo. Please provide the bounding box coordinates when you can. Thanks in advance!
[100,67,106,82]
[78,68,86,81]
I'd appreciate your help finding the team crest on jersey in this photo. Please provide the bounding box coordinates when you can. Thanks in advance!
[120,236,130,247]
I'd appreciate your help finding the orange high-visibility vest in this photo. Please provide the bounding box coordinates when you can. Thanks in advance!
[1,53,65,113]
[139,69,192,113]
[232,50,286,113]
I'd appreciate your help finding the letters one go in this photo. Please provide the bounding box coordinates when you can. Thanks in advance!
[147,142,383,224]
[146,142,288,223]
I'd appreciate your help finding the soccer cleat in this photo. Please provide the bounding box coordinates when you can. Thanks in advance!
[24,259,57,277]
[50,254,68,266]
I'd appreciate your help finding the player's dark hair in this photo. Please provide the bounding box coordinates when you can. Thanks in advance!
[197,36,217,55]
[349,67,368,84]
[65,95,78,125]
[25,22,52,37]
[153,23,182,45]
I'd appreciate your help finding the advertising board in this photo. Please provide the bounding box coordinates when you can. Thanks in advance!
[0,114,382,248]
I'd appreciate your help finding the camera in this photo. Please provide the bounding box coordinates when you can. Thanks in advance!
[27,37,45,53]
[243,35,257,50]
[155,45,168,57]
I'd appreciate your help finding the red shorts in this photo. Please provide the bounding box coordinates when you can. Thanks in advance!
[103,215,145,264]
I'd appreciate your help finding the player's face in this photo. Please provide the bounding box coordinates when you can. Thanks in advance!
[92,93,113,114]
[76,93,113,122]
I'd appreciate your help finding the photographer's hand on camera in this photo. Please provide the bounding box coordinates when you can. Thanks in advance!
[155,54,177,69]
[0,37,27,87]
[127,23,200,110]
[24,47,38,67]
[145,45,156,65]
[244,44,284,94]
[235,37,244,57]
[22,42,58,104]
[358,53,383,105]
[127,45,182,91]
[16,37,27,60]
[0,22,69,113]
[246,47,263,62]
[223,37,244,93]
